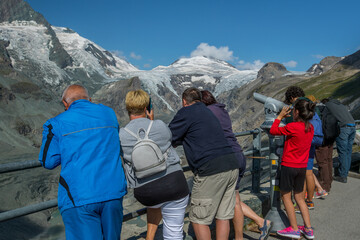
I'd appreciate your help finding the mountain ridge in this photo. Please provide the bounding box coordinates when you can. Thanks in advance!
[0,0,359,157]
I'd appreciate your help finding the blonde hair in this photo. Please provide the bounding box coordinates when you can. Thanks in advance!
[125,90,149,116]
[306,95,318,103]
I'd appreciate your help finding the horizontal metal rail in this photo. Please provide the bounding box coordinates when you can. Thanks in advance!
[0,160,41,174]
[0,199,57,222]
[0,150,271,222]
[0,128,268,222]
[234,128,261,137]
[0,147,270,175]
[1,121,359,223]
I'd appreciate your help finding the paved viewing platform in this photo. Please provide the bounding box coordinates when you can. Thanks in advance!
[119,172,360,240]
[243,172,360,240]
[1,154,359,240]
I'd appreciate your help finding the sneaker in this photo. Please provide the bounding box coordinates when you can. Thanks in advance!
[333,176,347,183]
[259,220,273,240]
[294,204,301,214]
[277,226,301,239]
[299,225,314,239]
[314,190,328,199]
[305,200,314,210]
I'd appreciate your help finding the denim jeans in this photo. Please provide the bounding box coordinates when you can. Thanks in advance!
[335,126,356,178]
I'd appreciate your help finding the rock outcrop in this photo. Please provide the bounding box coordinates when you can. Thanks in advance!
[256,62,288,83]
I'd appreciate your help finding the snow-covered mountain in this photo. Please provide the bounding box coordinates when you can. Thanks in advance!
[0,20,138,91]
[53,26,138,75]
[101,56,258,112]
[0,19,258,111]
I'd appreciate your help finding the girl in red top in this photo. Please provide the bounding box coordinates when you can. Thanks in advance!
[270,99,315,239]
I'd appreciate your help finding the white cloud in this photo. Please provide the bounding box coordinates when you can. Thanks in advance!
[130,52,142,60]
[190,43,235,61]
[111,50,126,59]
[237,59,265,70]
[283,60,298,68]
[312,54,324,59]
[143,63,151,68]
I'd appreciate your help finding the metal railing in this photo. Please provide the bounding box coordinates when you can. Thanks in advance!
[0,128,268,223]
[1,119,360,223]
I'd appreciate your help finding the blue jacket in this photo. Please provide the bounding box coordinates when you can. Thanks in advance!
[39,100,127,213]
[309,112,324,159]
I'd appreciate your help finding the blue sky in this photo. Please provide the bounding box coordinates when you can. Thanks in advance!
[27,0,360,71]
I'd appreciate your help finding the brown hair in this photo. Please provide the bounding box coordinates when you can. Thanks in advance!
[201,90,217,106]
[182,87,201,104]
[293,99,316,131]
[285,86,305,104]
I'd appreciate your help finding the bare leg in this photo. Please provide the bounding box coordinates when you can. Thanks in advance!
[233,192,244,240]
[281,191,298,230]
[146,208,162,240]
[313,173,324,192]
[192,223,211,240]
[294,191,311,228]
[216,219,230,240]
[305,170,315,202]
[241,201,265,227]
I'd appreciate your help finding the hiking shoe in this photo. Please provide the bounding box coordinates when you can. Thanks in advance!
[314,190,328,199]
[299,225,314,239]
[305,200,314,210]
[277,226,301,239]
[259,219,273,240]
[333,176,347,183]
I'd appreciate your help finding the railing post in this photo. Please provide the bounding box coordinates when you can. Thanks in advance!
[251,128,262,193]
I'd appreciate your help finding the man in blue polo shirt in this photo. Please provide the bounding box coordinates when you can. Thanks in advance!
[169,87,239,240]
[39,84,127,239]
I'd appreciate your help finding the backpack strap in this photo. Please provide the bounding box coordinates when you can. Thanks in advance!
[144,120,154,139]
[123,127,140,141]
[124,120,154,140]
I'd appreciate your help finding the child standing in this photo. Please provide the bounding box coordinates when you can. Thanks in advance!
[270,99,316,239]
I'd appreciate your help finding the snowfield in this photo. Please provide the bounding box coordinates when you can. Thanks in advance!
[1,21,262,109]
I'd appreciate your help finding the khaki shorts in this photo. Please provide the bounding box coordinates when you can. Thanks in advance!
[189,169,239,225]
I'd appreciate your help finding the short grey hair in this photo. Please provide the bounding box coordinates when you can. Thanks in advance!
[62,84,90,104]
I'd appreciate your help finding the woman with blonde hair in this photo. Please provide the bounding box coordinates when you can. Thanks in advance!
[119,90,189,240]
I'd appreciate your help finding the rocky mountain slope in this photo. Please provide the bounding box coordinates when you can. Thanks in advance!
[0,0,262,158]
[1,0,359,159]
[217,50,360,140]
[0,1,359,239]
[93,56,259,124]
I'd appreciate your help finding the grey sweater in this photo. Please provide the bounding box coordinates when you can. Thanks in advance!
[325,100,355,127]
[119,118,183,188]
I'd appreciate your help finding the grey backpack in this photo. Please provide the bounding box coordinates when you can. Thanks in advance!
[124,121,169,179]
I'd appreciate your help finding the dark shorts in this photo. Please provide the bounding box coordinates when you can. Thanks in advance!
[235,152,246,190]
[279,165,306,193]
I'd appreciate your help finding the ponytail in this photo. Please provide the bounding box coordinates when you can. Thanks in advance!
[294,99,315,132]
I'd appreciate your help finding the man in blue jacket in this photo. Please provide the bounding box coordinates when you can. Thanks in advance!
[39,84,127,240]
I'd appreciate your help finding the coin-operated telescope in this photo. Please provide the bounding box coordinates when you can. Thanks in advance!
[253,92,290,232]
[253,92,286,130]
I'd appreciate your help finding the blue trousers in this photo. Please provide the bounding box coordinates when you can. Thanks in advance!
[336,126,356,178]
[61,198,123,240]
